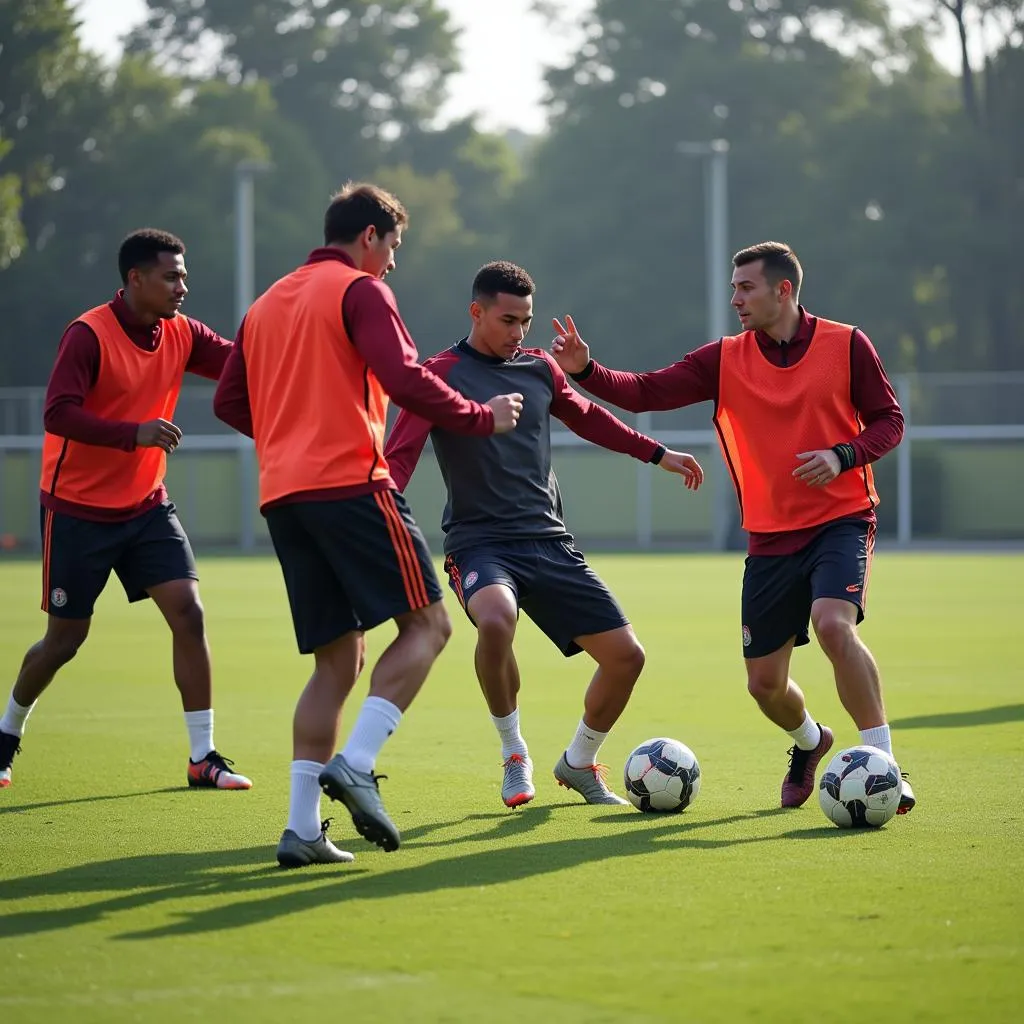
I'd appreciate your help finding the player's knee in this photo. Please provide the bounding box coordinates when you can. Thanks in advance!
[170,597,206,643]
[45,623,90,666]
[812,614,856,661]
[412,600,452,653]
[746,670,786,704]
[614,637,646,681]
[475,607,517,651]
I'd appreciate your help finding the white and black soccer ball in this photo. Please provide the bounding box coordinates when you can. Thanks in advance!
[623,737,701,813]
[818,745,902,828]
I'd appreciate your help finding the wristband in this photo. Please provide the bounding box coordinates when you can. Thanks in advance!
[570,360,594,382]
[831,442,856,472]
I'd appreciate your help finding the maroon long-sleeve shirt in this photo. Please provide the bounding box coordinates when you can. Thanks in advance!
[214,248,497,505]
[386,340,664,552]
[41,291,233,521]
[572,308,904,555]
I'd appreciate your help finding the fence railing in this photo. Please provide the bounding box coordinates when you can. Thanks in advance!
[1,373,1022,551]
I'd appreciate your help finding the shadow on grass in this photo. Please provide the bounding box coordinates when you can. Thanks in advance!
[400,807,554,847]
[0,804,874,941]
[890,703,1024,730]
[0,788,183,816]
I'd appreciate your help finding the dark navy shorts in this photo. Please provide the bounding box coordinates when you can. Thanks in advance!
[265,490,443,655]
[740,519,875,659]
[41,500,198,619]
[443,538,629,657]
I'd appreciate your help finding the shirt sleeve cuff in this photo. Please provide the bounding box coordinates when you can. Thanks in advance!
[570,360,594,382]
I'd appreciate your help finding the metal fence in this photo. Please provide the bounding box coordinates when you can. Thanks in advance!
[1,373,1022,552]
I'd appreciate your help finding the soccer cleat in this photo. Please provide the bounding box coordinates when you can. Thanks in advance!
[897,772,916,814]
[276,819,355,869]
[187,750,253,790]
[502,753,535,807]
[318,754,400,852]
[554,752,628,805]
[781,724,834,808]
[0,729,19,788]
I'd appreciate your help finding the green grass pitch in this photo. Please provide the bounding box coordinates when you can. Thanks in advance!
[1,552,1021,1023]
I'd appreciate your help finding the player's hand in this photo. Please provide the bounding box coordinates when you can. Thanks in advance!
[136,418,182,453]
[794,449,840,487]
[658,450,704,491]
[487,392,524,434]
[551,315,591,375]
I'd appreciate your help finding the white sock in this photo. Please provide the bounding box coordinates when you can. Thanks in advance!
[287,760,324,841]
[860,724,893,757]
[341,696,402,774]
[0,693,36,738]
[565,719,609,769]
[184,709,215,762]
[491,708,529,760]
[786,712,822,751]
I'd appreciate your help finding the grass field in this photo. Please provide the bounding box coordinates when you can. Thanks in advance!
[1,552,1021,1023]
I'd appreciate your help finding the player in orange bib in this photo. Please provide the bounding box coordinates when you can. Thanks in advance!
[550,241,915,815]
[0,230,251,792]
[215,183,523,866]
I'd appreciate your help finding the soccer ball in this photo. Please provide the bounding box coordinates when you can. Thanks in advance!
[818,745,902,828]
[623,737,701,813]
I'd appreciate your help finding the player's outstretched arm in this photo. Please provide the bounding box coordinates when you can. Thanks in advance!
[546,351,701,490]
[349,278,520,436]
[550,315,717,414]
[656,450,704,491]
[185,318,234,380]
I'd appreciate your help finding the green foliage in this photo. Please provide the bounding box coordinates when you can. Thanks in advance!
[0,0,1021,386]
[515,0,1020,373]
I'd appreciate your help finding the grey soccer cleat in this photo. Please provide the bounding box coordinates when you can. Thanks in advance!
[276,819,355,869]
[502,753,535,808]
[554,752,628,805]
[318,754,401,852]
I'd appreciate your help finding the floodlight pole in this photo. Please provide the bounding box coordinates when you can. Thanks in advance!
[234,159,270,551]
[234,160,270,329]
[677,139,738,551]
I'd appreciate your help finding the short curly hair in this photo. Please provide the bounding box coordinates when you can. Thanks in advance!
[118,229,185,284]
[471,261,535,303]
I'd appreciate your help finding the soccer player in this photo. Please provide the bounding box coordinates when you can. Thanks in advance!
[384,261,704,809]
[214,184,523,867]
[550,241,916,814]
[0,229,251,792]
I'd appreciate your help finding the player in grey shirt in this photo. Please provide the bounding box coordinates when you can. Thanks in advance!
[385,261,703,808]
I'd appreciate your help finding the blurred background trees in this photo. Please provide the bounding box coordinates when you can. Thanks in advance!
[1,0,1021,385]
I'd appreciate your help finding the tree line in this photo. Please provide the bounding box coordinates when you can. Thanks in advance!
[1,0,1021,387]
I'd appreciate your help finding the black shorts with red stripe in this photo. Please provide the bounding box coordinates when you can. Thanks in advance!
[265,490,442,654]
[40,500,198,619]
[740,518,875,659]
